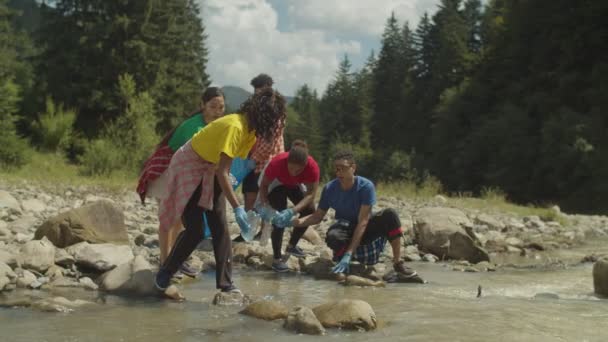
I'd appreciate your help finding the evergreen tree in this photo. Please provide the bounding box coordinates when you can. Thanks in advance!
[290,84,323,162]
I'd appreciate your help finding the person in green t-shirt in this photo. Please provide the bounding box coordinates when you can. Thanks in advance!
[141,87,225,276]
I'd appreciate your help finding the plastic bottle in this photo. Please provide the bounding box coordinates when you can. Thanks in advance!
[241,210,260,242]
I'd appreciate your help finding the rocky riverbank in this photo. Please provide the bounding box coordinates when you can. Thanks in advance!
[2,181,608,315]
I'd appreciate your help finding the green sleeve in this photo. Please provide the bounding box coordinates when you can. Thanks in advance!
[168,114,205,152]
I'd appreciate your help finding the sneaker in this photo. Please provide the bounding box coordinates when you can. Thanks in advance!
[155,269,172,291]
[220,284,242,294]
[394,261,418,278]
[171,271,184,283]
[179,261,198,278]
[271,260,289,273]
[285,245,307,258]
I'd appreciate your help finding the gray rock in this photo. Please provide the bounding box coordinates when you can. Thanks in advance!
[17,237,56,272]
[239,300,288,321]
[67,242,134,272]
[0,262,16,291]
[414,207,490,263]
[35,200,128,248]
[0,190,21,214]
[213,291,251,306]
[475,213,505,231]
[31,296,94,313]
[284,306,325,335]
[21,199,46,213]
[312,299,377,331]
[9,215,38,234]
[99,255,155,295]
[79,277,98,291]
[0,248,17,267]
[423,253,438,263]
[54,248,75,267]
[16,269,37,288]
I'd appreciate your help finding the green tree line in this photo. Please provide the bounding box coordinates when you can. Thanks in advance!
[1,0,607,213]
[286,0,608,213]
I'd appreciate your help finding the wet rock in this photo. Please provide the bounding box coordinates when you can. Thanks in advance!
[247,256,264,269]
[17,237,55,272]
[534,292,559,300]
[99,255,155,295]
[284,306,325,335]
[35,200,128,248]
[383,269,426,284]
[505,237,524,248]
[475,261,496,272]
[303,257,335,280]
[239,300,288,320]
[312,299,377,331]
[414,207,490,264]
[0,262,17,291]
[212,291,251,306]
[593,259,608,297]
[404,253,422,262]
[341,275,385,287]
[54,248,75,267]
[79,277,98,291]
[423,253,438,263]
[31,296,94,313]
[16,269,37,288]
[67,242,134,272]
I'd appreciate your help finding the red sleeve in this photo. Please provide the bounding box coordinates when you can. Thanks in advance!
[263,158,279,180]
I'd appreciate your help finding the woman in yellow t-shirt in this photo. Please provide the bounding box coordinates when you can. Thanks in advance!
[155,89,287,294]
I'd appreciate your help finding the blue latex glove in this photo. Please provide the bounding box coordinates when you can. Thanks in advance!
[332,252,352,274]
[271,208,295,228]
[233,206,251,235]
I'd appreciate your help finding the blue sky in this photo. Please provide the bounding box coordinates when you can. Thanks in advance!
[199,0,446,96]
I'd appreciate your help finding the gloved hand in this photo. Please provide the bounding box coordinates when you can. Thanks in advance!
[271,208,295,228]
[256,204,276,222]
[233,206,251,235]
[332,252,352,274]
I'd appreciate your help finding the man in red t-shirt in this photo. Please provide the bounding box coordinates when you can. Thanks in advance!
[257,140,320,272]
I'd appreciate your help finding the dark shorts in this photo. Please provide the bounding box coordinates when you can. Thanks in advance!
[241,171,260,194]
[325,208,403,252]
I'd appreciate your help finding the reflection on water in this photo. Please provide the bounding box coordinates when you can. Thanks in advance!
[1,241,607,342]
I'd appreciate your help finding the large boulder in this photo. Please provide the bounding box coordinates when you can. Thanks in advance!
[17,237,55,272]
[35,200,128,248]
[312,299,377,331]
[66,242,134,272]
[99,255,156,295]
[284,306,325,335]
[593,259,608,297]
[0,190,21,214]
[239,300,288,320]
[414,207,490,263]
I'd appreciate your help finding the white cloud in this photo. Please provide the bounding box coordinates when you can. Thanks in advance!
[200,0,361,95]
[284,0,440,37]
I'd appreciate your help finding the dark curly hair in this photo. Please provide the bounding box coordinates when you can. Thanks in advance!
[239,88,287,142]
[250,73,274,89]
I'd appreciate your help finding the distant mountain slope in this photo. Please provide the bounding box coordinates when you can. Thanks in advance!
[222,85,293,112]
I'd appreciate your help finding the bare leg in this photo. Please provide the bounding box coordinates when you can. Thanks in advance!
[390,236,402,264]
[160,221,182,264]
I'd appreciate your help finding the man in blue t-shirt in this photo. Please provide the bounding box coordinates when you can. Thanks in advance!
[288,150,419,279]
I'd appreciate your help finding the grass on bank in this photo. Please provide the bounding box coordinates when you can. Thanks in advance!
[0,151,136,193]
[2,152,568,225]
[376,180,569,226]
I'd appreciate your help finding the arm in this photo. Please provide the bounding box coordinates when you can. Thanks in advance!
[258,174,271,206]
[293,207,326,227]
[345,204,372,254]
[216,152,240,209]
[292,181,319,214]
